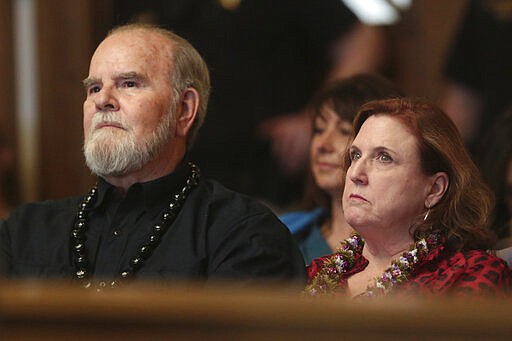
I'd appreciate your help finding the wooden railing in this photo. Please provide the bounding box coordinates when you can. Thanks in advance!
[0,280,511,340]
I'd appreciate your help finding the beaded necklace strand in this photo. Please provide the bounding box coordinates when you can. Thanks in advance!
[71,162,200,290]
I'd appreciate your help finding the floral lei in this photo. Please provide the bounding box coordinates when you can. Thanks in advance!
[304,233,442,297]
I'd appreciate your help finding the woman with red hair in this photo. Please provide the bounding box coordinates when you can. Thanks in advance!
[306,98,511,297]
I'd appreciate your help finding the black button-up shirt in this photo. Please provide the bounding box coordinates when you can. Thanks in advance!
[0,163,306,285]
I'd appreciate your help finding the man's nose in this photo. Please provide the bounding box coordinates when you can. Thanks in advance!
[95,86,119,112]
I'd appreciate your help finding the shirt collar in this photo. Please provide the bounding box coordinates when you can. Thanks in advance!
[93,160,191,210]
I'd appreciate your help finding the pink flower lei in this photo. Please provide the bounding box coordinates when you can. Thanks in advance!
[304,233,442,297]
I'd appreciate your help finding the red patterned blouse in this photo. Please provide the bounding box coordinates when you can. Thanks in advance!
[306,243,512,297]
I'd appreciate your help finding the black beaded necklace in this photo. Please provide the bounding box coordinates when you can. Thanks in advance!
[71,162,200,289]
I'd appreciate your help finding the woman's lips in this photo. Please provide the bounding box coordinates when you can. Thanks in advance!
[315,161,340,170]
[349,193,368,202]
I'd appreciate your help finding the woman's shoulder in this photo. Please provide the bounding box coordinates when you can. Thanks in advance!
[436,249,510,275]
[425,249,511,293]
[400,248,511,296]
[451,249,509,267]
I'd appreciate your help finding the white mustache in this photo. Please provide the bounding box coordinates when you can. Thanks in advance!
[91,112,128,131]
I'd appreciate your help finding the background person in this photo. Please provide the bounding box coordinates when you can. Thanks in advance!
[112,0,389,208]
[478,107,512,248]
[441,0,512,153]
[305,98,511,297]
[279,74,404,264]
[0,24,306,288]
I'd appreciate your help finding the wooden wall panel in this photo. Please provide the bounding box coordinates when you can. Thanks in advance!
[0,0,15,139]
[0,0,21,213]
[37,0,97,200]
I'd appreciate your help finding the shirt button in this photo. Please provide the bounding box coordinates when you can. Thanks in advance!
[113,230,121,236]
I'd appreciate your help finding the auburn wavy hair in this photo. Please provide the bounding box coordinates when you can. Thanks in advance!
[342,98,496,251]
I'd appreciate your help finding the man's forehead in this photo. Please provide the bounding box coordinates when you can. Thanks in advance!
[110,28,171,47]
[91,32,172,66]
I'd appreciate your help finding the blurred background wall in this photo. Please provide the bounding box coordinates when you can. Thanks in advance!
[0,0,467,205]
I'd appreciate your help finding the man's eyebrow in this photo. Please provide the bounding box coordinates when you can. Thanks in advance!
[82,72,147,89]
[116,71,142,80]
[82,77,99,88]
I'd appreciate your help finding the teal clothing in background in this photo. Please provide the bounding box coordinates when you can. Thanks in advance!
[298,227,332,266]
[279,209,332,265]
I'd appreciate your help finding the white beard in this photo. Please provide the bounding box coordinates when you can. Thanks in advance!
[83,110,174,177]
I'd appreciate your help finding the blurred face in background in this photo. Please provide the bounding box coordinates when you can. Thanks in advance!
[310,105,352,197]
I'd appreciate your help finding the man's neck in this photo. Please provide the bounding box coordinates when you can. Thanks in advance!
[104,148,185,195]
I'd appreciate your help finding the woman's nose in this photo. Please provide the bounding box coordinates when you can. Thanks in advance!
[317,130,335,153]
[348,158,368,185]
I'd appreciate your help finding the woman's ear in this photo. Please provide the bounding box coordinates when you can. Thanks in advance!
[175,88,199,138]
[425,172,449,207]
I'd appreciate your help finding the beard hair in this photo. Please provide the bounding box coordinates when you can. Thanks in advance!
[83,109,175,177]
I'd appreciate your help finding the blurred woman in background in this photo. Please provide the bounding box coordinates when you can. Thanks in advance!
[279,74,403,264]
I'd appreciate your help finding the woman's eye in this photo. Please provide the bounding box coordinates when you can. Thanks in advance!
[350,151,361,160]
[312,126,324,135]
[377,153,392,162]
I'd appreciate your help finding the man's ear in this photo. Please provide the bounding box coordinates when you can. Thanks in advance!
[425,171,449,207]
[175,88,199,137]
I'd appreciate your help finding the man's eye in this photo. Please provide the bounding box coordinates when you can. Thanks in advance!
[88,86,101,94]
[123,81,136,88]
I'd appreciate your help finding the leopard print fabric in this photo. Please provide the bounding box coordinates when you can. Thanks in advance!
[401,249,512,296]
[306,247,512,297]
